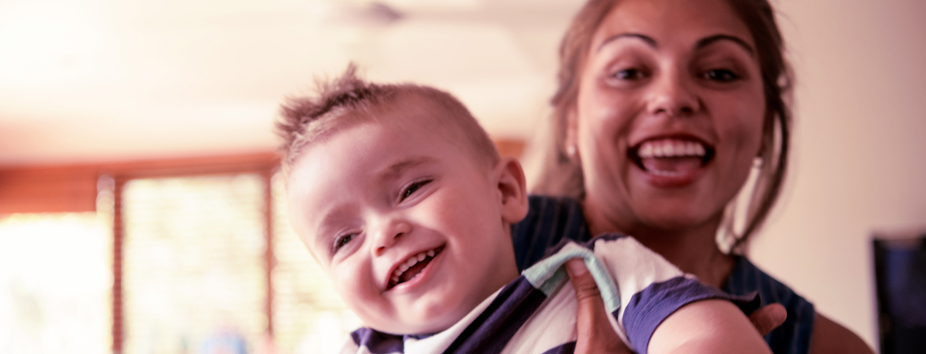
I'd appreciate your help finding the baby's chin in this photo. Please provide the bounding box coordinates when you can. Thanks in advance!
[364,302,472,336]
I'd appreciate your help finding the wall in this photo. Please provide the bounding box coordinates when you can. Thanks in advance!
[750,0,926,349]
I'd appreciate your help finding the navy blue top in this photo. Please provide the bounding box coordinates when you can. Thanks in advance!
[511,195,816,354]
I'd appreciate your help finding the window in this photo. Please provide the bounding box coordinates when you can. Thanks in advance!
[0,154,359,354]
[121,174,270,353]
[0,213,111,354]
[106,163,357,354]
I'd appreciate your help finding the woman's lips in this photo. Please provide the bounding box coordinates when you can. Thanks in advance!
[640,157,703,176]
[628,138,715,185]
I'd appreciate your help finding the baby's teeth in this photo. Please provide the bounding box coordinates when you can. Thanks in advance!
[391,248,441,284]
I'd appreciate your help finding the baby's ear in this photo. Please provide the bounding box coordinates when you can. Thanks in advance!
[494,157,529,224]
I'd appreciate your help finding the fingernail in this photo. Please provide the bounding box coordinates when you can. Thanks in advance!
[565,258,588,276]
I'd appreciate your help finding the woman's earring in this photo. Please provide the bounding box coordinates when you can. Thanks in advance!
[753,157,764,168]
[566,144,577,158]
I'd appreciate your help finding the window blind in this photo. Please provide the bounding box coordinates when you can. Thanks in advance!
[121,174,267,354]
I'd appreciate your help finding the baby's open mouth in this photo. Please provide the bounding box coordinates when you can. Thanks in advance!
[629,138,715,176]
[387,246,443,289]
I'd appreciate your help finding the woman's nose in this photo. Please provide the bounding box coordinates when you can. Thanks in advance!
[646,67,700,117]
[372,218,411,256]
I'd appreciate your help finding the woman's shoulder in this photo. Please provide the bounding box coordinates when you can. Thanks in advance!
[809,313,875,354]
[725,257,810,303]
[522,195,586,222]
[725,256,816,354]
[511,195,592,271]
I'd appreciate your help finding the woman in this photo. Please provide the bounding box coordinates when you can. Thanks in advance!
[514,0,874,353]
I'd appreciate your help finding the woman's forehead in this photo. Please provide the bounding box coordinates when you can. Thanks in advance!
[592,0,754,50]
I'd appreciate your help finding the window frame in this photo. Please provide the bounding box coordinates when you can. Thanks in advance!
[105,153,280,354]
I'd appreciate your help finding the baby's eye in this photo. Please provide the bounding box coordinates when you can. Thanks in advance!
[613,68,647,80]
[400,179,432,202]
[702,69,740,82]
[333,233,357,252]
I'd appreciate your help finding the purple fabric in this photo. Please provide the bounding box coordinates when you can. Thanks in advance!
[350,327,404,354]
[622,276,760,354]
[541,342,576,354]
[443,277,548,354]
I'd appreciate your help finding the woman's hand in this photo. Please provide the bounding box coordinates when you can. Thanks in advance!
[749,302,787,335]
[565,259,632,353]
[564,258,788,353]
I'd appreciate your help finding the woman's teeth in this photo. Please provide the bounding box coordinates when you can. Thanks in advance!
[633,139,714,175]
[637,139,706,158]
[390,248,437,285]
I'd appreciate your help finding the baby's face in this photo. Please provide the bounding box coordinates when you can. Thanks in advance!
[286,106,519,334]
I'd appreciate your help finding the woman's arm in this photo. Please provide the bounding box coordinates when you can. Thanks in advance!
[648,299,771,354]
[809,313,874,354]
[565,259,786,354]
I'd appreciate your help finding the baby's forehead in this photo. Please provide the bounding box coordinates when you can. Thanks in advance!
[341,96,475,149]
[373,93,460,126]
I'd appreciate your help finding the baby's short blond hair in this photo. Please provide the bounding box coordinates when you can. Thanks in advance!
[276,64,500,177]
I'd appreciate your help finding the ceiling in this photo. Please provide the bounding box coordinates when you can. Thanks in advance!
[0,0,584,166]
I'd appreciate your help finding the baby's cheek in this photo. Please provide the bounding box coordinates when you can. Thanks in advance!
[330,264,369,307]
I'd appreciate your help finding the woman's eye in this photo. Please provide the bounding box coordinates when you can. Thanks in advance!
[703,69,739,82]
[400,179,431,201]
[334,233,356,251]
[613,68,646,80]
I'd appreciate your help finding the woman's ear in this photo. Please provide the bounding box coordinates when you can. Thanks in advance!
[564,107,580,161]
[757,112,775,159]
[494,156,529,224]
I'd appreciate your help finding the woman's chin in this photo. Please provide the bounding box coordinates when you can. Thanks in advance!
[631,203,723,234]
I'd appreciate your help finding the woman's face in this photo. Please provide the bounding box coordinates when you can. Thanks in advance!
[570,0,765,235]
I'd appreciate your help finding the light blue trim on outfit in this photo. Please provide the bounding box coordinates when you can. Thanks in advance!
[521,245,621,313]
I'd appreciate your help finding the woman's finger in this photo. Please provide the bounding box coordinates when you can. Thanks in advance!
[748,303,787,336]
[565,258,632,354]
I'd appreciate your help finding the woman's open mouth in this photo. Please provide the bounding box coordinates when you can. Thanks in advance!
[628,138,715,177]
[386,246,444,290]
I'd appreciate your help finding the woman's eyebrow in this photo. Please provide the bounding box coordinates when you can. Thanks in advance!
[696,34,755,56]
[597,33,656,52]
